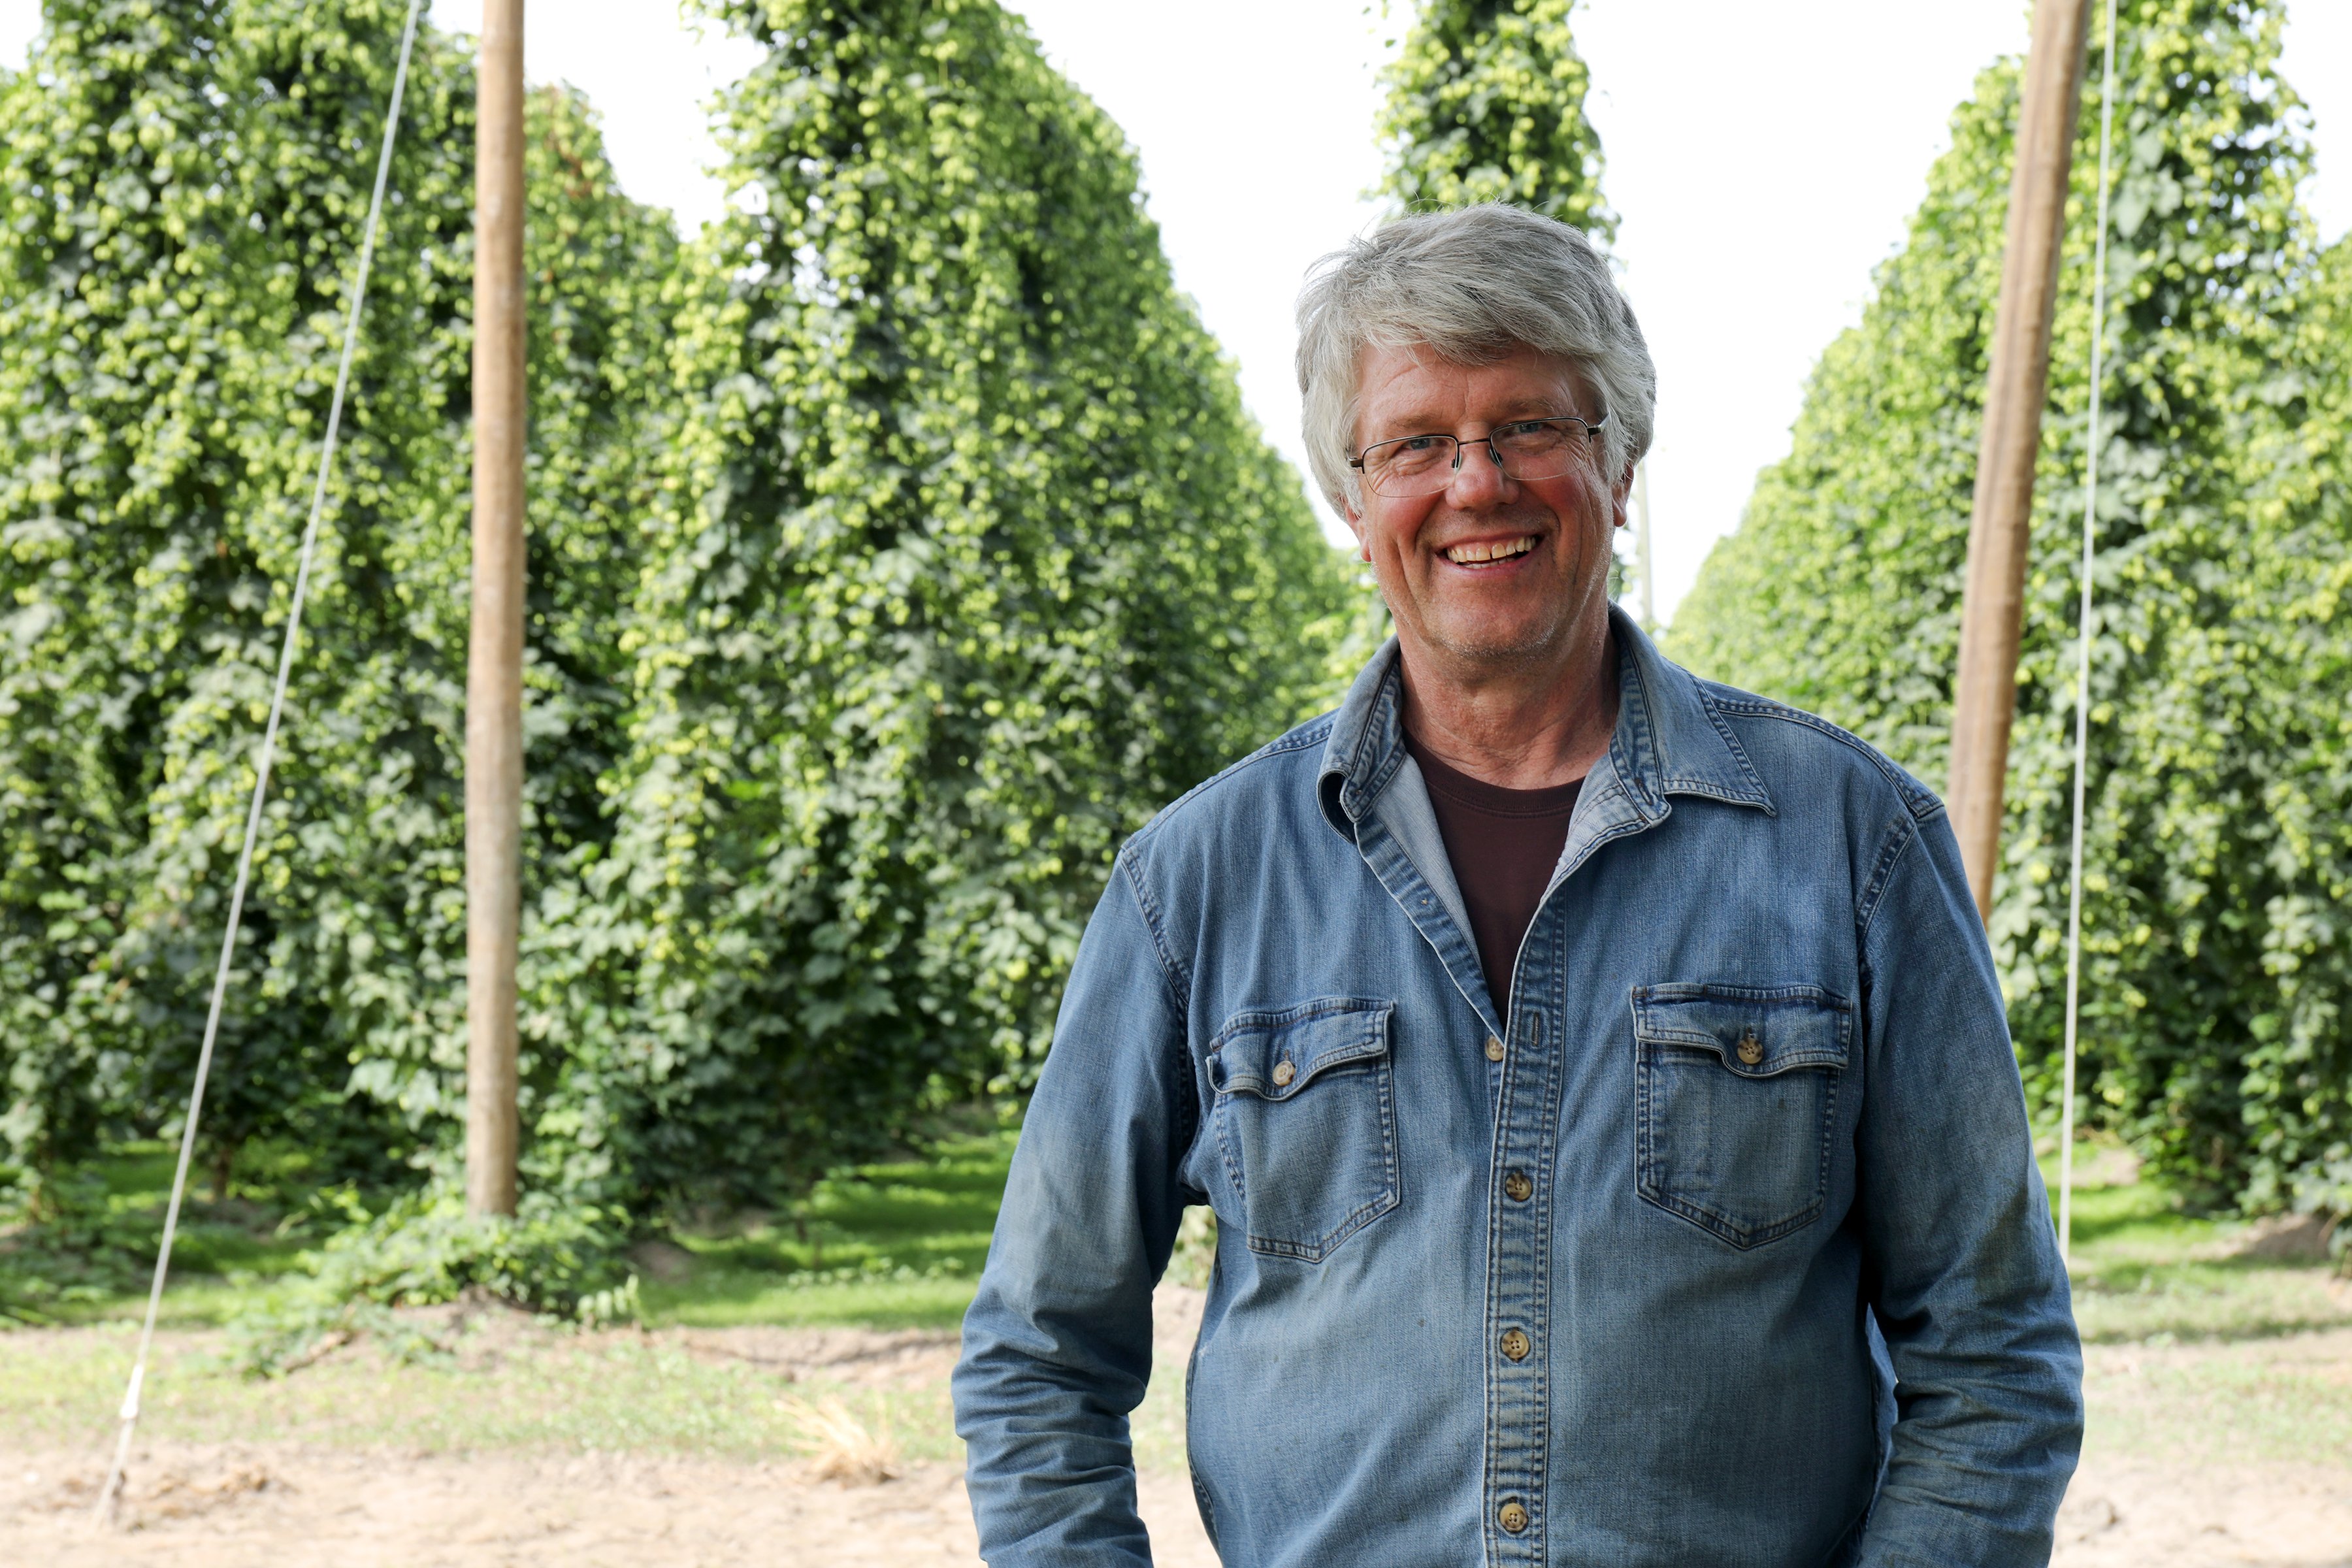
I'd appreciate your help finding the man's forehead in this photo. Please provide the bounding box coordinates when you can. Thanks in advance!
[1356,342,1592,426]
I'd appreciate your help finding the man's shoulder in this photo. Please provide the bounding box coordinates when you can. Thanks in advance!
[1124,711,1339,860]
[1689,676,1945,825]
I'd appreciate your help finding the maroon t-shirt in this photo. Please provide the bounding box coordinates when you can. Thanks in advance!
[1405,736,1582,1015]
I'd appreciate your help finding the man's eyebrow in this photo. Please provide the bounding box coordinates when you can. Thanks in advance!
[1364,399,1580,439]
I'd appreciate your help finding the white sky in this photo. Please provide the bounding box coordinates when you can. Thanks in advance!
[7,0,2347,620]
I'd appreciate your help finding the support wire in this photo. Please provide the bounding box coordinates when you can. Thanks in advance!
[2059,0,2122,1266]
[95,0,426,1524]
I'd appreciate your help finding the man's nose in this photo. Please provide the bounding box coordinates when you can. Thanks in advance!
[1445,438,1512,506]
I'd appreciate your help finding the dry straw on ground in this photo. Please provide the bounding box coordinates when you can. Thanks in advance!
[779,1394,900,1486]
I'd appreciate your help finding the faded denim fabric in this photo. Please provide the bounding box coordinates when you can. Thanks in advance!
[954,610,2083,1567]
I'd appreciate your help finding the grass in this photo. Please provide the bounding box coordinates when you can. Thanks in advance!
[7,1128,2345,1344]
[0,1132,1015,1331]
[638,1134,1011,1331]
[0,1316,965,1465]
[2043,1143,2351,1344]
[2,1126,2345,1473]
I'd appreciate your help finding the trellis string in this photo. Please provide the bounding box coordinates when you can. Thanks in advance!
[2059,0,2123,1266]
[94,0,426,1523]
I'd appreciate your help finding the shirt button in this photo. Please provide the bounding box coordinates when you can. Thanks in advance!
[1484,1036,1505,1062]
[1271,1060,1296,1087]
[1737,1027,1764,1066]
[1500,1327,1530,1362]
[1503,1169,1533,1203]
[1499,1499,1529,1534]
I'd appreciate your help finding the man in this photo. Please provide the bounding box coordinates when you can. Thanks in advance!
[954,204,2082,1567]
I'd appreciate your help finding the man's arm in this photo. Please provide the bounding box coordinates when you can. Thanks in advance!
[953,853,1192,1567]
[1854,809,2085,1567]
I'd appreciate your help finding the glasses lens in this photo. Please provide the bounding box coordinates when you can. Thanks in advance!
[1364,423,1596,497]
[1365,436,1458,498]
[1493,420,1585,483]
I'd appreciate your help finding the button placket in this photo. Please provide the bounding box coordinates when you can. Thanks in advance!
[1484,1000,1556,1563]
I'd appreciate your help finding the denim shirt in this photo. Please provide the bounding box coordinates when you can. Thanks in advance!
[955,610,2083,1567]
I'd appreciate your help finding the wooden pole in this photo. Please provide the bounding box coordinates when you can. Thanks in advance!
[466,0,525,1217]
[1948,0,2091,923]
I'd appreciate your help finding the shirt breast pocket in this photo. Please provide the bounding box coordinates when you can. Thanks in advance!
[1206,998,1398,1263]
[1631,983,1852,1250]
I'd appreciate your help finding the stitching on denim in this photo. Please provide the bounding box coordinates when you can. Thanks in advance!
[1614,645,1660,812]
[1115,845,1192,1011]
[1854,811,1919,952]
[1339,656,1402,798]
[1333,658,1412,819]
[1206,996,1392,1053]
[1213,1101,1249,1215]
[1114,847,1201,1173]
[1630,985,1854,1070]
[1634,1031,1841,1250]
[1215,1037,1389,1101]
[1231,1045,1401,1263]
[1555,811,1653,886]
[1688,683,1777,813]
[1189,1467,1220,1554]
[1128,713,1337,854]
[1703,688,1945,821]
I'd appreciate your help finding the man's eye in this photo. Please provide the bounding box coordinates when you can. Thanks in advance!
[1395,436,1443,453]
[1498,421,1547,439]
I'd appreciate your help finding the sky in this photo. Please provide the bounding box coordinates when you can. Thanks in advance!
[5,0,2348,620]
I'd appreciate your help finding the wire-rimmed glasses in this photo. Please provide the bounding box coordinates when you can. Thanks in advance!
[1348,415,1608,499]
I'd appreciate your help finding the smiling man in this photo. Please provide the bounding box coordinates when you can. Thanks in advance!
[954,204,2082,1567]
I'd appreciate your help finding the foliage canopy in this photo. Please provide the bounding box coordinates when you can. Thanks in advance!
[0,0,674,1202]
[544,0,1354,1205]
[0,0,1352,1239]
[1672,0,2350,1214]
[1378,0,1611,238]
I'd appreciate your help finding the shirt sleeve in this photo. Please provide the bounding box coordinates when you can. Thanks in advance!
[1853,808,2085,1567]
[952,852,1194,1567]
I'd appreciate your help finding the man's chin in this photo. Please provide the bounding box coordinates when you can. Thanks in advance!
[1419,616,1574,670]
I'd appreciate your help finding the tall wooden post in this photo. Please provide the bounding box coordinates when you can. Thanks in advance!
[466,0,525,1217]
[1948,0,2092,923]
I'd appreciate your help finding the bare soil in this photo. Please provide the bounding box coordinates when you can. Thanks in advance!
[0,1445,1220,1567]
[1,1289,2344,1565]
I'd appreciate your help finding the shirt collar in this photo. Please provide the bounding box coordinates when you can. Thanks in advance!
[1317,603,1773,839]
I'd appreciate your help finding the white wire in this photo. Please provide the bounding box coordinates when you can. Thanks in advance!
[2059,0,2122,1267]
[95,0,426,1524]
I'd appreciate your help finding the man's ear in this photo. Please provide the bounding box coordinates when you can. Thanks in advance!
[1343,502,1370,562]
[1611,463,1634,529]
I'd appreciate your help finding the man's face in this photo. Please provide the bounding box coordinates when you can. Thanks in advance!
[1344,343,1628,673]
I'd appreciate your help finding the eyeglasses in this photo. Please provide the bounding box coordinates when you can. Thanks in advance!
[1348,415,1608,499]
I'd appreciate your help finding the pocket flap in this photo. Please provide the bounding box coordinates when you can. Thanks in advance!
[1631,983,1851,1077]
[1208,998,1394,1102]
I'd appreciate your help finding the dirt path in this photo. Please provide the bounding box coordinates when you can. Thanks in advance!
[2055,1459,2352,1566]
[1,1293,2345,1565]
[7,1440,2351,1567]
[0,1444,1218,1567]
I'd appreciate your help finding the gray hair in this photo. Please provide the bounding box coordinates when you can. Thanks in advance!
[1294,204,1655,513]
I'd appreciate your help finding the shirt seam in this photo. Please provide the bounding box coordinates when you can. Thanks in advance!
[1133,715,1336,853]
[1705,691,1945,822]
[1855,809,1922,955]
[1115,842,1192,1027]
[1115,845,1199,1171]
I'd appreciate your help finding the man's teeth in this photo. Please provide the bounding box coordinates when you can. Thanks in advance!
[1444,536,1537,564]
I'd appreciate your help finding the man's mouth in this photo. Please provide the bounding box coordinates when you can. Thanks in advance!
[1442,536,1537,566]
